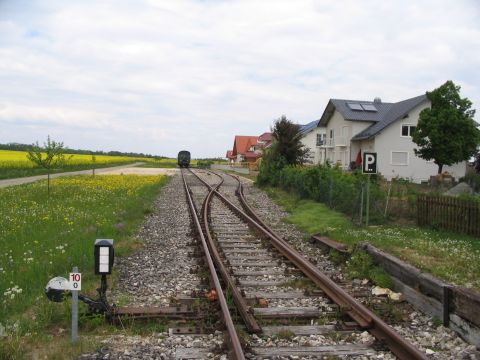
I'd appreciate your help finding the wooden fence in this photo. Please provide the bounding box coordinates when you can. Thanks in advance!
[417,194,480,237]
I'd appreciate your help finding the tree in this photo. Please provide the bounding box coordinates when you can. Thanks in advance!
[412,80,480,174]
[27,136,69,197]
[92,153,97,177]
[270,115,310,165]
[256,116,310,186]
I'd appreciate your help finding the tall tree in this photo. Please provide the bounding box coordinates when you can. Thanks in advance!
[270,115,310,165]
[412,80,480,174]
[27,136,69,197]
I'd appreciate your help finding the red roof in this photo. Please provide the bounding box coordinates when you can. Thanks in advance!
[258,132,272,142]
[232,135,258,156]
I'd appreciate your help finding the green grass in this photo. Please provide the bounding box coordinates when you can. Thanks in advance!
[261,186,480,291]
[0,161,141,180]
[0,174,169,359]
[139,158,201,168]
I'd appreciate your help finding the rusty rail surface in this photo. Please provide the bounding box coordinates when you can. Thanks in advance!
[234,177,428,360]
[192,169,427,360]
[181,169,245,360]
[201,180,262,333]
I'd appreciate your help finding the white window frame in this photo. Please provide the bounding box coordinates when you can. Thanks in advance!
[316,133,326,146]
[391,151,409,166]
[400,124,416,138]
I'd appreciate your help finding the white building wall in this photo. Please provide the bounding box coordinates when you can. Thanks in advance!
[373,102,467,182]
[323,111,373,168]
[301,127,326,165]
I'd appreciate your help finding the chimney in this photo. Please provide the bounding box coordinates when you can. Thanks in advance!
[374,97,382,103]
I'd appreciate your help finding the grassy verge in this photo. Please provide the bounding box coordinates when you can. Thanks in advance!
[0,162,142,180]
[139,158,199,168]
[262,186,480,291]
[0,175,169,359]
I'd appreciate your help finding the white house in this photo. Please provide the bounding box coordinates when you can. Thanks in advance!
[317,95,467,183]
[299,120,326,165]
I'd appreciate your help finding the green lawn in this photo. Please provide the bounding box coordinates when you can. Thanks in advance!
[0,161,142,180]
[0,175,169,359]
[262,187,480,291]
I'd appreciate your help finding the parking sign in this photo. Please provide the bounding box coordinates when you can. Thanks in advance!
[363,152,377,174]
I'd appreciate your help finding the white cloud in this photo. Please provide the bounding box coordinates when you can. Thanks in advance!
[0,0,479,157]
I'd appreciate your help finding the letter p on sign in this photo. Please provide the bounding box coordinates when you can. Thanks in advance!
[363,152,377,174]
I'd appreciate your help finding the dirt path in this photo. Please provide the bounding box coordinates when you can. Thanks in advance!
[0,162,152,188]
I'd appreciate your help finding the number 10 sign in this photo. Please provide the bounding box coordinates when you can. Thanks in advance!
[69,272,82,290]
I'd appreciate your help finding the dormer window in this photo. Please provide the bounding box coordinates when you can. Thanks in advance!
[401,125,416,137]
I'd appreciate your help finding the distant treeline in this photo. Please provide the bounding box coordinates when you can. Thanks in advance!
[0,142,168,159]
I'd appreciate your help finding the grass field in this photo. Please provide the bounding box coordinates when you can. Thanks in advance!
[0,174,169,359]
[263,186,480,291]
[0,150,178,179]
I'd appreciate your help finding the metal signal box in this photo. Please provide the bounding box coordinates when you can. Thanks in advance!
[94,239,114,275]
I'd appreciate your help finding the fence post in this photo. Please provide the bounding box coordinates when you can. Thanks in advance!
[366,176,370,227]
[359,182,364,226]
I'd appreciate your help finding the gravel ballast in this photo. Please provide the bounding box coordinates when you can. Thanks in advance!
[79,172,479,359]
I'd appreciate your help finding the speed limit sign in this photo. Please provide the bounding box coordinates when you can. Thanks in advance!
[69,272,82,291]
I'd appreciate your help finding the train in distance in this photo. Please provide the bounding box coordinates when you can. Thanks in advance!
[177,150,191,168]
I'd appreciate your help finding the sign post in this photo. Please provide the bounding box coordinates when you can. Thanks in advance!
[70,267,81,343]
[362,152,377,226]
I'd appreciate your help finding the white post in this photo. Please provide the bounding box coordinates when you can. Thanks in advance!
[72,266,78,344]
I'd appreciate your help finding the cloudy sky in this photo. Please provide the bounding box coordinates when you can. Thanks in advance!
[0,0,479,158]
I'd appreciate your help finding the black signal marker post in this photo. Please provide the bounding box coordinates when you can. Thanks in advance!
[94,239,114,305]
[362,152,377,226]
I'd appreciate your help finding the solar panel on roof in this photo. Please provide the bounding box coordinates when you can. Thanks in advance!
[361,104,377,112]
[347,102,363,111]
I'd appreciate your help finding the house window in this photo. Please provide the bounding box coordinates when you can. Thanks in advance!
[329,129,334,139]
[316,133,325,146]
[401,125,416,137]
[391,151,409,165]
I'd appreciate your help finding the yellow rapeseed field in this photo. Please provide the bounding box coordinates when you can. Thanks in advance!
[0,150,145,169]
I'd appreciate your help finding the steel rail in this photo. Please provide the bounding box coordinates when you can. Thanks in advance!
[201,179,263,333]
[233,177,428,360]
[181,169,245,360]
[192,169,427,360]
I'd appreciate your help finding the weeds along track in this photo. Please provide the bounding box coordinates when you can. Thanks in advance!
[183,169,428,359]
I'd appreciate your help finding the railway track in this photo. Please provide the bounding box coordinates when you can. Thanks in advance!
[182,168,429,359]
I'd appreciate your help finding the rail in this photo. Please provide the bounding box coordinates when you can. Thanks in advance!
[181,169,245,360]
[201,177,262,333]
[189,168,428,359]
[234,177,427,360]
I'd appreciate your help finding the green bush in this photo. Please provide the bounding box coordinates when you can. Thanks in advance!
[196,160,213,168]
[257,161,385,223]
[462,172,480,192]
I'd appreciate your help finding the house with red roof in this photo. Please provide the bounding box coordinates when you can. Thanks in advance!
[226,133,272,163]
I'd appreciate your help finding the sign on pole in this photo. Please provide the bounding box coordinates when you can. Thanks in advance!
[362,152,377,174]
[362,152,377,226]
[69,272,82,291]
[71,267,79,344]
